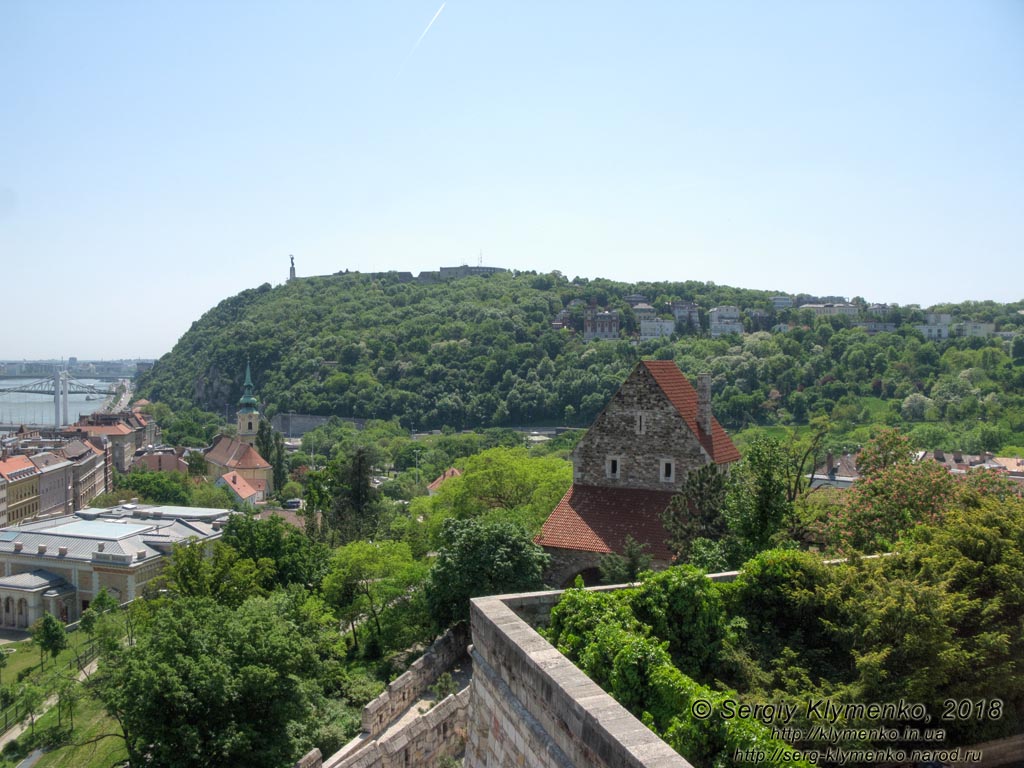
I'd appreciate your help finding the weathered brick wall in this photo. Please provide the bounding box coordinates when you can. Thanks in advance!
[465,590,694,768]
[362,624,469,738]
[572,365,709,491]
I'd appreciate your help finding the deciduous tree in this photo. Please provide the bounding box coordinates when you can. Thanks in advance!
[425,518,548,628]
[322,540,425,654]
[93,596,316,768]
[31,612,67,670]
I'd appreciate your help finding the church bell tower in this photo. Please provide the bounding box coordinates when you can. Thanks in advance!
[237,361,260,446]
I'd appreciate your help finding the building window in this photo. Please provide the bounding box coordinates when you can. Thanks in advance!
[606,456,621,480]
[635,412,646,435]
[660,459,674,483]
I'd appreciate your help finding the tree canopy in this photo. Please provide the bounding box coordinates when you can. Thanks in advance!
[425,518,549,628]
[136,271,1024,456]
[93,596,319,768]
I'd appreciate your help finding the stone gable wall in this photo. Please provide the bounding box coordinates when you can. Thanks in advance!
[571,365,709,491]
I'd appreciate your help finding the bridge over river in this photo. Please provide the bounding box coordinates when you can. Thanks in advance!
[0,373,117,429]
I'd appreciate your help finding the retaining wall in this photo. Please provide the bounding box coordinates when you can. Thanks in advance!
[361,624,469,738]
[326,688,470,768]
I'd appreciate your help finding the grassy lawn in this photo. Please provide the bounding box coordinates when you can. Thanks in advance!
[732,424,815,450]
[857,396,894,421]
[0,686,126,768]
[2,629,95,688]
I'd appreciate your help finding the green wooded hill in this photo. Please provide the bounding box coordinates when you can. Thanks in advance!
[137,270,1024,451]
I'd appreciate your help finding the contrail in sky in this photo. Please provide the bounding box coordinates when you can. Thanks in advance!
[408,2,446,59]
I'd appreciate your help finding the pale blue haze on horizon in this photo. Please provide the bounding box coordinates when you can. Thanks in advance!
[2,1,1022,359]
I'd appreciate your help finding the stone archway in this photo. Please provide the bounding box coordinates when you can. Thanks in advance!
[566,567,604,588]
[16,598,28,629]
[3,597,11,627]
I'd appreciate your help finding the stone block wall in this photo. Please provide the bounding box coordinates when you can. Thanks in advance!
[465,590,694,768]
[361,624,469,738]
[326,689,470,768]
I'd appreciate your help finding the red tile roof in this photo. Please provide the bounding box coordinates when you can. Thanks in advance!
[0,455,39,482]
[205,435,271,471]
[535,483,676,562]
[76,424,133,437]
[427,467,462,492]
[641,360,740,464]
[219,471,258,502]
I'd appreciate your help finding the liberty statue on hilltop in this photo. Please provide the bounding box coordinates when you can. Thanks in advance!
[288,254,296,282]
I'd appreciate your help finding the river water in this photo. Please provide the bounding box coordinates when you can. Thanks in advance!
[0,377,113,430]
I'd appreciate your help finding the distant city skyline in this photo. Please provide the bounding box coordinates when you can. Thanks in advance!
[4,1,1022,359]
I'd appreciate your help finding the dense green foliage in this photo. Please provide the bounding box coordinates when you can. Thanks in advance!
[93,595,322,768]
[89,518,393,767]
[220,512,330,589]
[323,540,428,654]
[546,573,813,767]
[822,428,1021,554]
[137,271,1024,452]
[662,434,804,572]
[90,467,237,510]
[425,518,549,628]
[547,497,1024,763]
[407,446,573,546]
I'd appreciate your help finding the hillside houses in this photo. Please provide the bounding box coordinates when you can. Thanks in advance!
[554,293,1012,344]
[810,449,1024,490]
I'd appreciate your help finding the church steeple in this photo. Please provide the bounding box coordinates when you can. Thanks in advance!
[237,360,260,445]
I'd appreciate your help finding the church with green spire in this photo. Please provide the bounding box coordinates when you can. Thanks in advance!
[236,361,260,447]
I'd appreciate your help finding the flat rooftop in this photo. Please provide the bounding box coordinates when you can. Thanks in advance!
[38,520,152,540]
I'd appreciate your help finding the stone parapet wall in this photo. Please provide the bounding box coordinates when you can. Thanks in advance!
[362,624,469,738]
[326,688,470,768]
[466,590,694,767]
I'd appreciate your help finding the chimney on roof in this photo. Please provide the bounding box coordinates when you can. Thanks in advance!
[696,373,712,435]
[38,544,46,554]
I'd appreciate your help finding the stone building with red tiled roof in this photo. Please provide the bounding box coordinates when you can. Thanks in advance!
[536,360,739,586]
[216,470,262,506]
[204,435,273,495]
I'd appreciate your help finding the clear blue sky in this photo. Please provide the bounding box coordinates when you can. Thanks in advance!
[3,1,1022,359]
